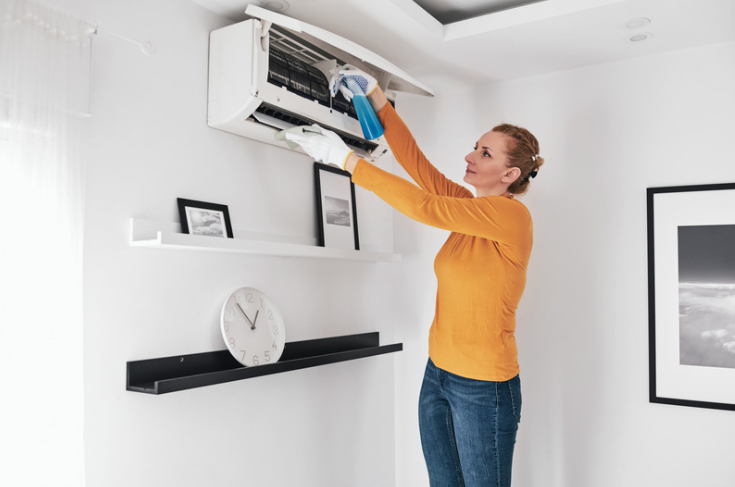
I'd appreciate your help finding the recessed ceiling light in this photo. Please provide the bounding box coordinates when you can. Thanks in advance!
[259,0,290,12]
[629,32,653,43]
[626,17,651,29]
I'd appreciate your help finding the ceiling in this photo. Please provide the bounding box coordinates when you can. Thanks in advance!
[190,0,735,94]
[412,0,550,24]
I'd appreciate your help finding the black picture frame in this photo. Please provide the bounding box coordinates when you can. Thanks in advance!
[647,182,735,412]
[177,198,234,238]
[314,163,359,250]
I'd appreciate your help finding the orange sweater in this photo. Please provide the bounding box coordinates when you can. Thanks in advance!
[351,103,533,381]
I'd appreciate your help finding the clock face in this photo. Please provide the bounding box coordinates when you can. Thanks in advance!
[220,287,286,367]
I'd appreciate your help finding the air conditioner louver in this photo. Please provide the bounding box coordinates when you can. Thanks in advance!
[252,103,379,155]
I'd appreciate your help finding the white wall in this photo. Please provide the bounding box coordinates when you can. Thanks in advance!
[393,41,735,486]
[75,0,401,486]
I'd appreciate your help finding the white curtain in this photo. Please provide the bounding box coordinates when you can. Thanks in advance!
[0,0,89,485]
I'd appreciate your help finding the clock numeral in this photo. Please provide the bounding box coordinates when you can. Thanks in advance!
[228,337,236,349]
[267,309,274,320]
[252,355,259,366]
[272,341,278,350]
[224,322,230,332]
[240,350,246,361]
[245,292,254,303]
[271,324,279,335]
[264,351,271,362]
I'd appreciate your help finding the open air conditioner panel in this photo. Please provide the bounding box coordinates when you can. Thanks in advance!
[207,5,433,162]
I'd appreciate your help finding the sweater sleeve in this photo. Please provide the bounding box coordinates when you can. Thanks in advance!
[352,160,532,247]
[377,103,472,199]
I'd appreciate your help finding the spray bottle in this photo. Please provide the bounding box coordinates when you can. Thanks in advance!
[344,77,384,140]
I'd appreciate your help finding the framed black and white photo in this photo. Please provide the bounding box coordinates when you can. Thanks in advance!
[314,162,359,250]
[177,198,234,238]
[647,183,735,412]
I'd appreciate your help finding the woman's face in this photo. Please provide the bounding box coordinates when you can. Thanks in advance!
[463,131,519,196]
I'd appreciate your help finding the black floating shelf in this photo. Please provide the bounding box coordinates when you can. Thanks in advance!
[127,332,402,395]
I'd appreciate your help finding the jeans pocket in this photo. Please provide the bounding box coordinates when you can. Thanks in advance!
[508,375,522,423]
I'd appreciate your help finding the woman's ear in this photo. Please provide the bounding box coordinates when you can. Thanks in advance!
[502,167,522,184]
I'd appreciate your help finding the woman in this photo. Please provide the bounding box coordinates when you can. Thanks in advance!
[284,67,544,487]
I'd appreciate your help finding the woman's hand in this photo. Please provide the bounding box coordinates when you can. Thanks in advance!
[280,124,354,171]
[330,65,388,113]
[329,65,378,101]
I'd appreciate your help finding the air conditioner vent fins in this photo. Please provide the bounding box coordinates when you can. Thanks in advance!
[267,47,357,118]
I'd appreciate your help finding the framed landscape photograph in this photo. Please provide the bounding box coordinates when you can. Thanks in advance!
[647,183,735,412]
[177,198,233,238]
[314,162,359,250]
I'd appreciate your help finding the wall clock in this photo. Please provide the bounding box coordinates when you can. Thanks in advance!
[220,287,286,366]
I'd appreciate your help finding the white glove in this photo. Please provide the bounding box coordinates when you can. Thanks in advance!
[329,65,378,102]
[282,124,354,170]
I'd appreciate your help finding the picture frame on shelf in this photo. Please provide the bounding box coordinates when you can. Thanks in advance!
[177,198,234,238]
[314,162,359,251]
[647,182,735,412]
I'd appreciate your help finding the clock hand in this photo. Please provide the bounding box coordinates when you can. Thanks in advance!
[236,303,256,330]
[246,309,260,331]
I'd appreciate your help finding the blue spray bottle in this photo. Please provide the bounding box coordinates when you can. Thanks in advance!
[344,77,384,140]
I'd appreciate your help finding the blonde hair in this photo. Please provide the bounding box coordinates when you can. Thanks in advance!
[492,123,544,195]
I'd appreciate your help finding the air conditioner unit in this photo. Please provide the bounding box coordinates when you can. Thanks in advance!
[207,5,433,162]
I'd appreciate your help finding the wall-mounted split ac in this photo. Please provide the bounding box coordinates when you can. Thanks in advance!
[207,5,433,162]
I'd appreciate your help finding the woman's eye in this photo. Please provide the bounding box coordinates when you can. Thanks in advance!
[473,146,491,157]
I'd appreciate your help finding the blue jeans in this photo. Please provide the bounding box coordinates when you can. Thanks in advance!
[419,359,522,487]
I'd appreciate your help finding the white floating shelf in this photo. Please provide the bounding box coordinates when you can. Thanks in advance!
[129,218,401,262]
